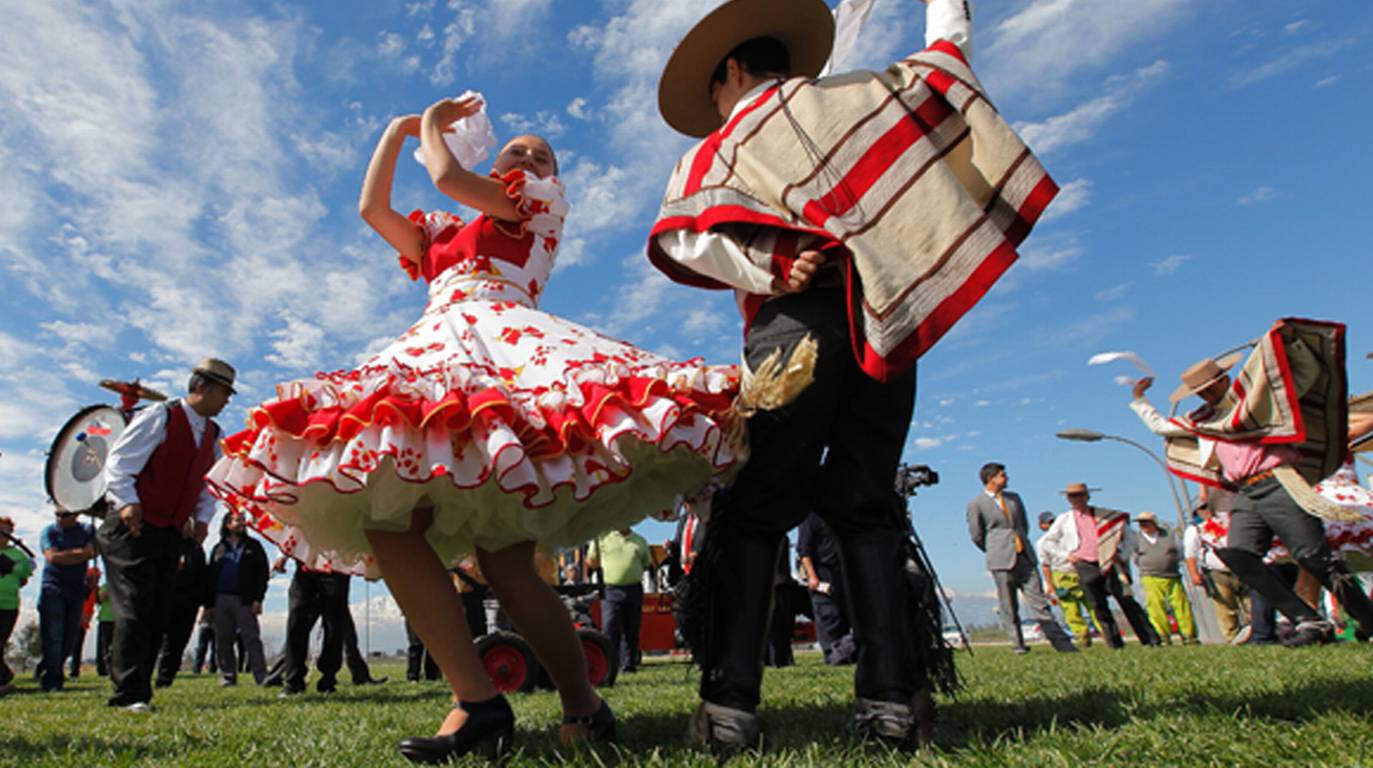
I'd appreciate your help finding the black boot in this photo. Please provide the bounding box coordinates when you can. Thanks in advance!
[695,523,786,713]
[1301,555,1373,638]
[398,696,514,764]
[835,527,925,705]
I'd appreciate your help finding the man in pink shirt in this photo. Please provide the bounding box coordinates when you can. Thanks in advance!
[1134,347,1373,647]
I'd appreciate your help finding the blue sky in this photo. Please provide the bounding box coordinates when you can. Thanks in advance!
[2,0,1371,648]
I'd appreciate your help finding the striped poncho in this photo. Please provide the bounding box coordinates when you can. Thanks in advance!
[648,40,1057,381]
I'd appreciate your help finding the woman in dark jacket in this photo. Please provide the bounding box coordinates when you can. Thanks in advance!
[205,510,269,685]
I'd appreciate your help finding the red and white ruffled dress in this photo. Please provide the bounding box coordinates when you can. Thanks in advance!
[207,171,739,576]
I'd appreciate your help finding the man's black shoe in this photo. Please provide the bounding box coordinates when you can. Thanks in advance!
[1283,619,1335,647]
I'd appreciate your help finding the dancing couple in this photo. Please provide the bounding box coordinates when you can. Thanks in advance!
[209,0,1054,759]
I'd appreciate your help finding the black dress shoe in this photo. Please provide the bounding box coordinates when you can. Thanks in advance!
[355,676,389,686]
[399,695,515,764]
[563,699,616,743]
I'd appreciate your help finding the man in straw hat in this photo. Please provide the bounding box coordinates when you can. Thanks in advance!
[1131,511,1197,644]
[1039,484,1160,649]
[100,358,234,710]
[1128,319,1373,646]
[649,0,1061,750]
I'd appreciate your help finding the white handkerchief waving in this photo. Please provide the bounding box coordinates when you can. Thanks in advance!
[1089,351,1155,386]
[413,90,498,170]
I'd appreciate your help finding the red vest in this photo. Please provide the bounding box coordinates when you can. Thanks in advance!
[134,403,220,530]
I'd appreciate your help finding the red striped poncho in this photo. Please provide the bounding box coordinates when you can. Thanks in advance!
[648,39,1057,381]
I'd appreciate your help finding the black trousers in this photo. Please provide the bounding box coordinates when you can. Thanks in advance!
[154,594,202,686]
[809,562,851,662]
[0,608,16,686]
[697,288,924,711]
[283,570,350,691]
[405,620,440,681]
[602,584,644,671]
[98,517,182,706]
[1249,562,1300,644]
[96,620,114,676]
[193,621,215,673]
[1075,562,1159,648]
[339,604,375,683]
[1219,476,1373,634]
[765,582,795,668]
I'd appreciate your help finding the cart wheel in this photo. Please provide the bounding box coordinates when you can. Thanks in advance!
[578,628,618,688]
[475,631,540,693]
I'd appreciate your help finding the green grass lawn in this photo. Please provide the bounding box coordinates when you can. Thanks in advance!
[5,644,1373,767]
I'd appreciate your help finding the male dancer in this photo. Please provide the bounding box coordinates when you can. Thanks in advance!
[651,0,1055,749]
[1130,319,1373,646]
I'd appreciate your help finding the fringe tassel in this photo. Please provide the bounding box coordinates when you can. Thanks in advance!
[1274,466,1363,522]
[724,334,820,459]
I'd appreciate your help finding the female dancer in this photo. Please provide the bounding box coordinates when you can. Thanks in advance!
[209,94,739,762]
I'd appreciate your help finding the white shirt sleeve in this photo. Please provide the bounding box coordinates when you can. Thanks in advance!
[1129,397,1192,438]
[103,404,169,510]
[194,439,223,525]
[926,0,973,60]
[1183,526,1201,560]
[655,230,779,296]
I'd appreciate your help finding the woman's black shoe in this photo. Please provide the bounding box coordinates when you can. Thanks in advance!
[399,695,515,764]
[563,698,616,743]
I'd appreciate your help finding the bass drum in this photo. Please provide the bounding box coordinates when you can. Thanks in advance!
[45,405,129,513]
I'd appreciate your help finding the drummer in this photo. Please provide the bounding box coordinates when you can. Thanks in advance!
[100,358,234,712]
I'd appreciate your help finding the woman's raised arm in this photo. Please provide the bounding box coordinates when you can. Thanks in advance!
[420,97,522,222]
[359,116,426,263]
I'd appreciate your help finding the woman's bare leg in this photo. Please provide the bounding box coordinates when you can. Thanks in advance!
[477,541,601,729]
[367,507,497,735]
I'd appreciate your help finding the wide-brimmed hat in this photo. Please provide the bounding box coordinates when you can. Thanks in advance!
[1060,482,1100,496]
[658,0,835,138]
[1169,352,1243,404]
[193,358,237,393]
[1136,511,1158,524]
[1038,511,1056,525]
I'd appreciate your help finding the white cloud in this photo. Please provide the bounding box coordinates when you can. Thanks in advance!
[266,311,328,372]
[377,31,406,57]
[913,436,943,450]
[1054,307,1135,346]
[981,0,1189,99]
[1152,254,1191,276]
[566,97,591,121]
[1094,282,1133,302]
[1015,61,1169,155]
[1039,178,1092,223]
[428,0,553,85]
[500,111,567,139]
[1230,37,1357,88]
[1237,186,1276,206]
[1019,234,1084,271]
[1313,74,1341,89]
[1282,19,1310,36]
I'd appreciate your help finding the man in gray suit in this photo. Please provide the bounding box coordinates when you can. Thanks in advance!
[966,463,1077,654]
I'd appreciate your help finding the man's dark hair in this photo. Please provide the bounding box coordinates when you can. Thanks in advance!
[188,372,212,394]
[711,36,791,86]
[979,462,1006,485]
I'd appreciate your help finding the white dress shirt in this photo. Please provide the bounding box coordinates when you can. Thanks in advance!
[1130,397,1218,471]
[104,400,221,524]
[654,0,974,299]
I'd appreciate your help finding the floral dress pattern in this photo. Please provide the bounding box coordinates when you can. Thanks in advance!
[207,171,739,576]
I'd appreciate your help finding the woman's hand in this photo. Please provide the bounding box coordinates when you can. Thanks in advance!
[774,250,828,294]
[424,95,483,127]
[390,114,423,137]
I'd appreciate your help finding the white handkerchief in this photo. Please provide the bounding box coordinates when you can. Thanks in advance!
[413,90,498,170]
[1088,351,1155,376]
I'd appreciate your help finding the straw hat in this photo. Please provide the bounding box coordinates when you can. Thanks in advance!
[193,358,237,393]
[1060,482,1098,496]
[1169,351,1242,404]
[1135,511,1158,524]
[657,0,835,138]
